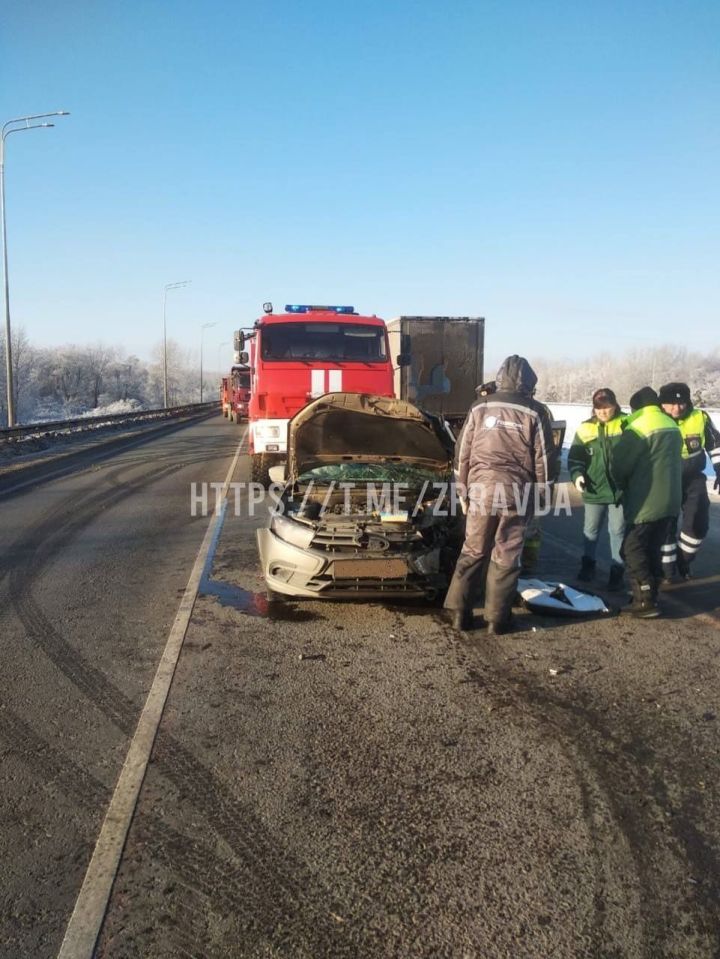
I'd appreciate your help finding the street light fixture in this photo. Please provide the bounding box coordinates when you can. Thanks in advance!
[1,110,70,427]
[162,280,190,408]
[199,321,217,402]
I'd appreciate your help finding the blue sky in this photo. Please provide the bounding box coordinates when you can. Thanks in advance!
[1,0,718,372]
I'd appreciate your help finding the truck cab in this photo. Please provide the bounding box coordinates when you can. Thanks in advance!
[229,364,251,422]
[238,304,395,485]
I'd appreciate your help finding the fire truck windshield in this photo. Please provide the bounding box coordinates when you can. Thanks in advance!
[261,323,387,362]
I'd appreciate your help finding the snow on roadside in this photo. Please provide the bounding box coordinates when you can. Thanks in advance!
[79,399,145,418]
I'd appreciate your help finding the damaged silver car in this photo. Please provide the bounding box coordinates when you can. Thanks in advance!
[256,393,461,600]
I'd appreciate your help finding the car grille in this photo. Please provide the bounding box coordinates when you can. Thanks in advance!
[310,521,420,553]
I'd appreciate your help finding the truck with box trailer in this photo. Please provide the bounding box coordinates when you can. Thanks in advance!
[386,316,485,430]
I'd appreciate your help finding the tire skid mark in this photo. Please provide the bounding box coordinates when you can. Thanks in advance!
[457,634,720,958]
[3,459,182,586]
[0,705,110,810]
[0,706,345,958]
[6,459,364,957]
[451,635,638,955]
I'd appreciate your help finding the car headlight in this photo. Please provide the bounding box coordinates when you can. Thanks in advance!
[271,514,315,550]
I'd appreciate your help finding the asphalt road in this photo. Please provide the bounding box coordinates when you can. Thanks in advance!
[2,417,719,958]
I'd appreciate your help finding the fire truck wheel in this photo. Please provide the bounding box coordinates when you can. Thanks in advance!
[251,454,271,488]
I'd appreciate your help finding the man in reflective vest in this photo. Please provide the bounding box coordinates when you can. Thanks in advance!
[658,382,720,578]
[612,387,682,618]
[568,387,626,590]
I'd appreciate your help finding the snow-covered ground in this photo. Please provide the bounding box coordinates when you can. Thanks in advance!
[79,399,145,418]
[26,398,146,425]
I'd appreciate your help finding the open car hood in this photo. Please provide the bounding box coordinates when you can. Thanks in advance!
[285,393,454,481]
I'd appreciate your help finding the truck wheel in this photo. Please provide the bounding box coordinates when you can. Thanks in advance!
[251,453,271,488]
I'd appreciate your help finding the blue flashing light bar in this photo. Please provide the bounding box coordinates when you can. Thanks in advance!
[285,304,356,314]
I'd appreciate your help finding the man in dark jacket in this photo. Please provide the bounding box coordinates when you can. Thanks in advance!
[612,387,682,618]
[568,388,626,589]
[658,381,720,578]
[444,355,557,634]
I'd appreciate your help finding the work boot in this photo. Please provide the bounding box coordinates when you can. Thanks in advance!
[484,561,521,632]
[443,609,477,631]
[487,615,515,636]
[607,563,625,592]
[577,556,596,583]
[676,550,692,581]
[621,579,660,619]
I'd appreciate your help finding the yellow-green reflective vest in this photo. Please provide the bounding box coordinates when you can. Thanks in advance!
[575,417,624,444]
[677,409,706,460]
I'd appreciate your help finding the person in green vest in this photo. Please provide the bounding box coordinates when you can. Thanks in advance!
[658,381,720,579]
[611,387,682,618]
[568,388,626,590]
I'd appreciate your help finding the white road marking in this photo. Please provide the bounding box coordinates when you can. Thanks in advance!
[57,430,246,958]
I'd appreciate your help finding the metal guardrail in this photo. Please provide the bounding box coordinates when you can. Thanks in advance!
[0,402,220,445]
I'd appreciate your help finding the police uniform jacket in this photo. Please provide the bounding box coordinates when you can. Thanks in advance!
[674,405,720,482]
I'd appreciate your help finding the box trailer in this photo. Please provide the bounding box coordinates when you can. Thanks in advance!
[387,316,485,428]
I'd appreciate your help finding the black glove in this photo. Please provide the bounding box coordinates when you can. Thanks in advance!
[714,468,720,493]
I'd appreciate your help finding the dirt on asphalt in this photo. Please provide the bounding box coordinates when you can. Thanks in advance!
[94,484,720,959]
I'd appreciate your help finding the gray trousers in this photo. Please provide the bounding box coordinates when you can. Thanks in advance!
[444,484,532,623]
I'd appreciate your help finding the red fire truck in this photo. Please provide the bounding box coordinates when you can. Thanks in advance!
[228,364,251,422]
[236,304,400,485]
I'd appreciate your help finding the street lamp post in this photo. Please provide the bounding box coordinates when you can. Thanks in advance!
[162,280,190,408]
[200,321,217,402]
[1,111,70,427]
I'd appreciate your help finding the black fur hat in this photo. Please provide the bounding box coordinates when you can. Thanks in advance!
[658,382,691,405]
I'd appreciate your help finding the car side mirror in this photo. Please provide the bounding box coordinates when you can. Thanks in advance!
[268,464,287,484]
[239,351,249,364]
[396,353,412,367]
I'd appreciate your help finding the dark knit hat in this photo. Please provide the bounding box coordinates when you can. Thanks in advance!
[629,386,659,412]
[658,382,691,405]
[592,387,618,410]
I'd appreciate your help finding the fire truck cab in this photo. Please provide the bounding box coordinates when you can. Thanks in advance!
[229,364,251,422]
[237,304,396,486]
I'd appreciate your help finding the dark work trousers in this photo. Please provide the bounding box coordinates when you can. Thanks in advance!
[444,483,531,621]
[661,472,710,572]
[623,516,678,586]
